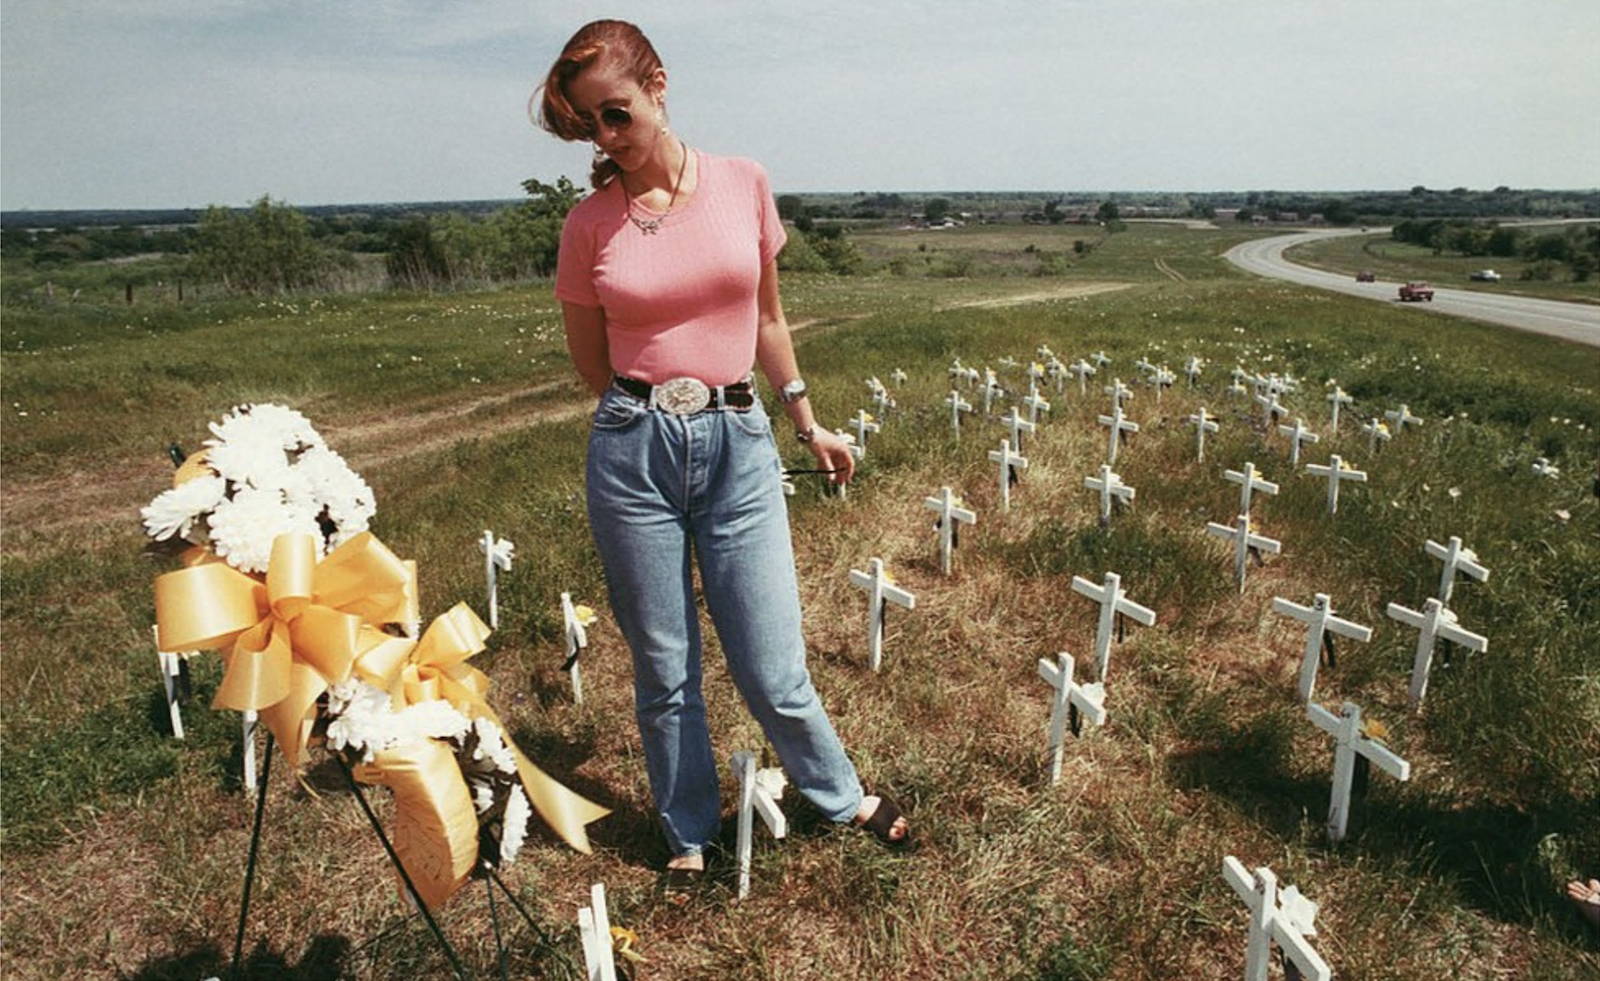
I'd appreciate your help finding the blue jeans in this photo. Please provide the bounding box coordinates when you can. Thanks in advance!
[585,387,864,857]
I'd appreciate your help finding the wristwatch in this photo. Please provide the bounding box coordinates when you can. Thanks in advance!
[795,423,821,443]
[778,378,809,404]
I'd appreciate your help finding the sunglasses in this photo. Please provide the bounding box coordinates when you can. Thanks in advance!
[582,105,635,137]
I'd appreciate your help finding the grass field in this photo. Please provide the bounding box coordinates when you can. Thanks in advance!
[2,222,1598,979]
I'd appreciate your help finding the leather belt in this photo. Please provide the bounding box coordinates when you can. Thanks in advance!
[612,375,755,415]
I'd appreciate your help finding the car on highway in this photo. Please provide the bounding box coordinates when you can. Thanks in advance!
[1469,269,1502,282]
[1399,281,1435,302]
[1355,270,1377,282]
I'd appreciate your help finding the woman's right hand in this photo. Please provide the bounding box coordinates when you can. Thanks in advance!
[805,426,856,485]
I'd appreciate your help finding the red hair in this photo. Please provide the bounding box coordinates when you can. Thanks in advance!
[534,19,664,189]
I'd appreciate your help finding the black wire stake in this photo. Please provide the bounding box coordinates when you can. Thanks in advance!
[336,756,471,981]
[782,468,846,476]
[486,869,580,975]
[483,867,509,981]
[230,730,275,981]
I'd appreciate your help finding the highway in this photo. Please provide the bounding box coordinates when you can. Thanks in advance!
[1223,229,1600,349]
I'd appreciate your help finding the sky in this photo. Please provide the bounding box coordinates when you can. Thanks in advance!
[2,0,1597,211]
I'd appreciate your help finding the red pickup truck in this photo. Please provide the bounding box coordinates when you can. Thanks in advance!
[1398,281,1435,302]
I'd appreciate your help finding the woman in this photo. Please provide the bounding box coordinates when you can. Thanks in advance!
[536,19,908,888]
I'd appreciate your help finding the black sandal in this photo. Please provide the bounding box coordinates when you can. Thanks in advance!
[662,863,706,903]
[855,795,911,847]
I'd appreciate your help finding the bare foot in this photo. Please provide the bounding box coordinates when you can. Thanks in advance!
[1567,878,1600,927]
[853,795,910,843]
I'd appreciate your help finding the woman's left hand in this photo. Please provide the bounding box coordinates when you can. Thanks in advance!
[806,426,856,484]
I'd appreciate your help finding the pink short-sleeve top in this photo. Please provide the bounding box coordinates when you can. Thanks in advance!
[555,151,788,387]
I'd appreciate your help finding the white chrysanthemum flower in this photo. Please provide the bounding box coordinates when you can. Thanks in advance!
[473,783,496,814]
[499,786,531,864]
[141,474,227,541]
[209,403,323,453]
[204,430,296,490]
[393,699,472,743]
[296,446,376,542]
[207,487,321,573]
[325,681,400,761]
[471,718,518,774]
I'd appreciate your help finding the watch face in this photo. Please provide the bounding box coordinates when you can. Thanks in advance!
[781,380,808,403]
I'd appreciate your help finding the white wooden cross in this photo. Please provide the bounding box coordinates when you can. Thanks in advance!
[849,558,916,672]
[1135,356,1158,379]
[1255,391,1286,429]
[561,592,594,704]
[1152,365,1176,402]
[924,486,977,576]
[1307,700,1411,842]
[1071,571,1157,681]
[1532,456,1561,479]
[1084,464,1135,526]
[1097,403,1140,465]
[988,438,1029,512]
[1277,418,1321,469]
[1046,357,1068,393]
[730,751,787,900]
[1225,462,1280,517]
[479,530,515,630]
[1185,356,1204,388]
[982,368,1004,416]
[1326,385,1353,432]
[1425,536,1489,604]
[1386,597,1489,708]
[1221,856,1331,981]
[1227,377,1250,400]
[578,882,617,981]
[1361,418,1392,454]
[1304,455,1367,515]
[1091,350,1112,370]
[1001,406,1036,451]
[891,368,908,385]
[1207,515,1282,593]
[1104,377,1134,409]
[1272,593,1372,703]
[1027,361,1047,395]
[836,431,862,502]
[1188,407,1220,462]
[870,383,895,416]
[153,625,187,739]
[1068,359,1097,395]
[850,409,881,453]
[1021,390,1052,426]
[1385,403,1423,435]
[946,389,974,438]
[1037,651,1107,785]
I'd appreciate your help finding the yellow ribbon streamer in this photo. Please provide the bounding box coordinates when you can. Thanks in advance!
[351,739,480,909]
[386,604,612,857]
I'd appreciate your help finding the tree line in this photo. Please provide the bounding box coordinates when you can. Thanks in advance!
[4,183,1598,298]
[1391,219,1599,281]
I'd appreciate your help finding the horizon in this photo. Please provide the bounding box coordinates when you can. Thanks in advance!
[6,185,1600,223]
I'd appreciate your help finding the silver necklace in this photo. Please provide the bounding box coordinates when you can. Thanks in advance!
[626,142,689,236]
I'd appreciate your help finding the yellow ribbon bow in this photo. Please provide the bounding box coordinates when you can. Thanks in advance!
[154,531,415,767]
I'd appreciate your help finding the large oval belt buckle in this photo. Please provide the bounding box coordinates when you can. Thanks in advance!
[655,377,711,415]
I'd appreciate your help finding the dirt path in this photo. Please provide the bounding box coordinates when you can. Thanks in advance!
[940,282,1131,310]
[1,383,595,543]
